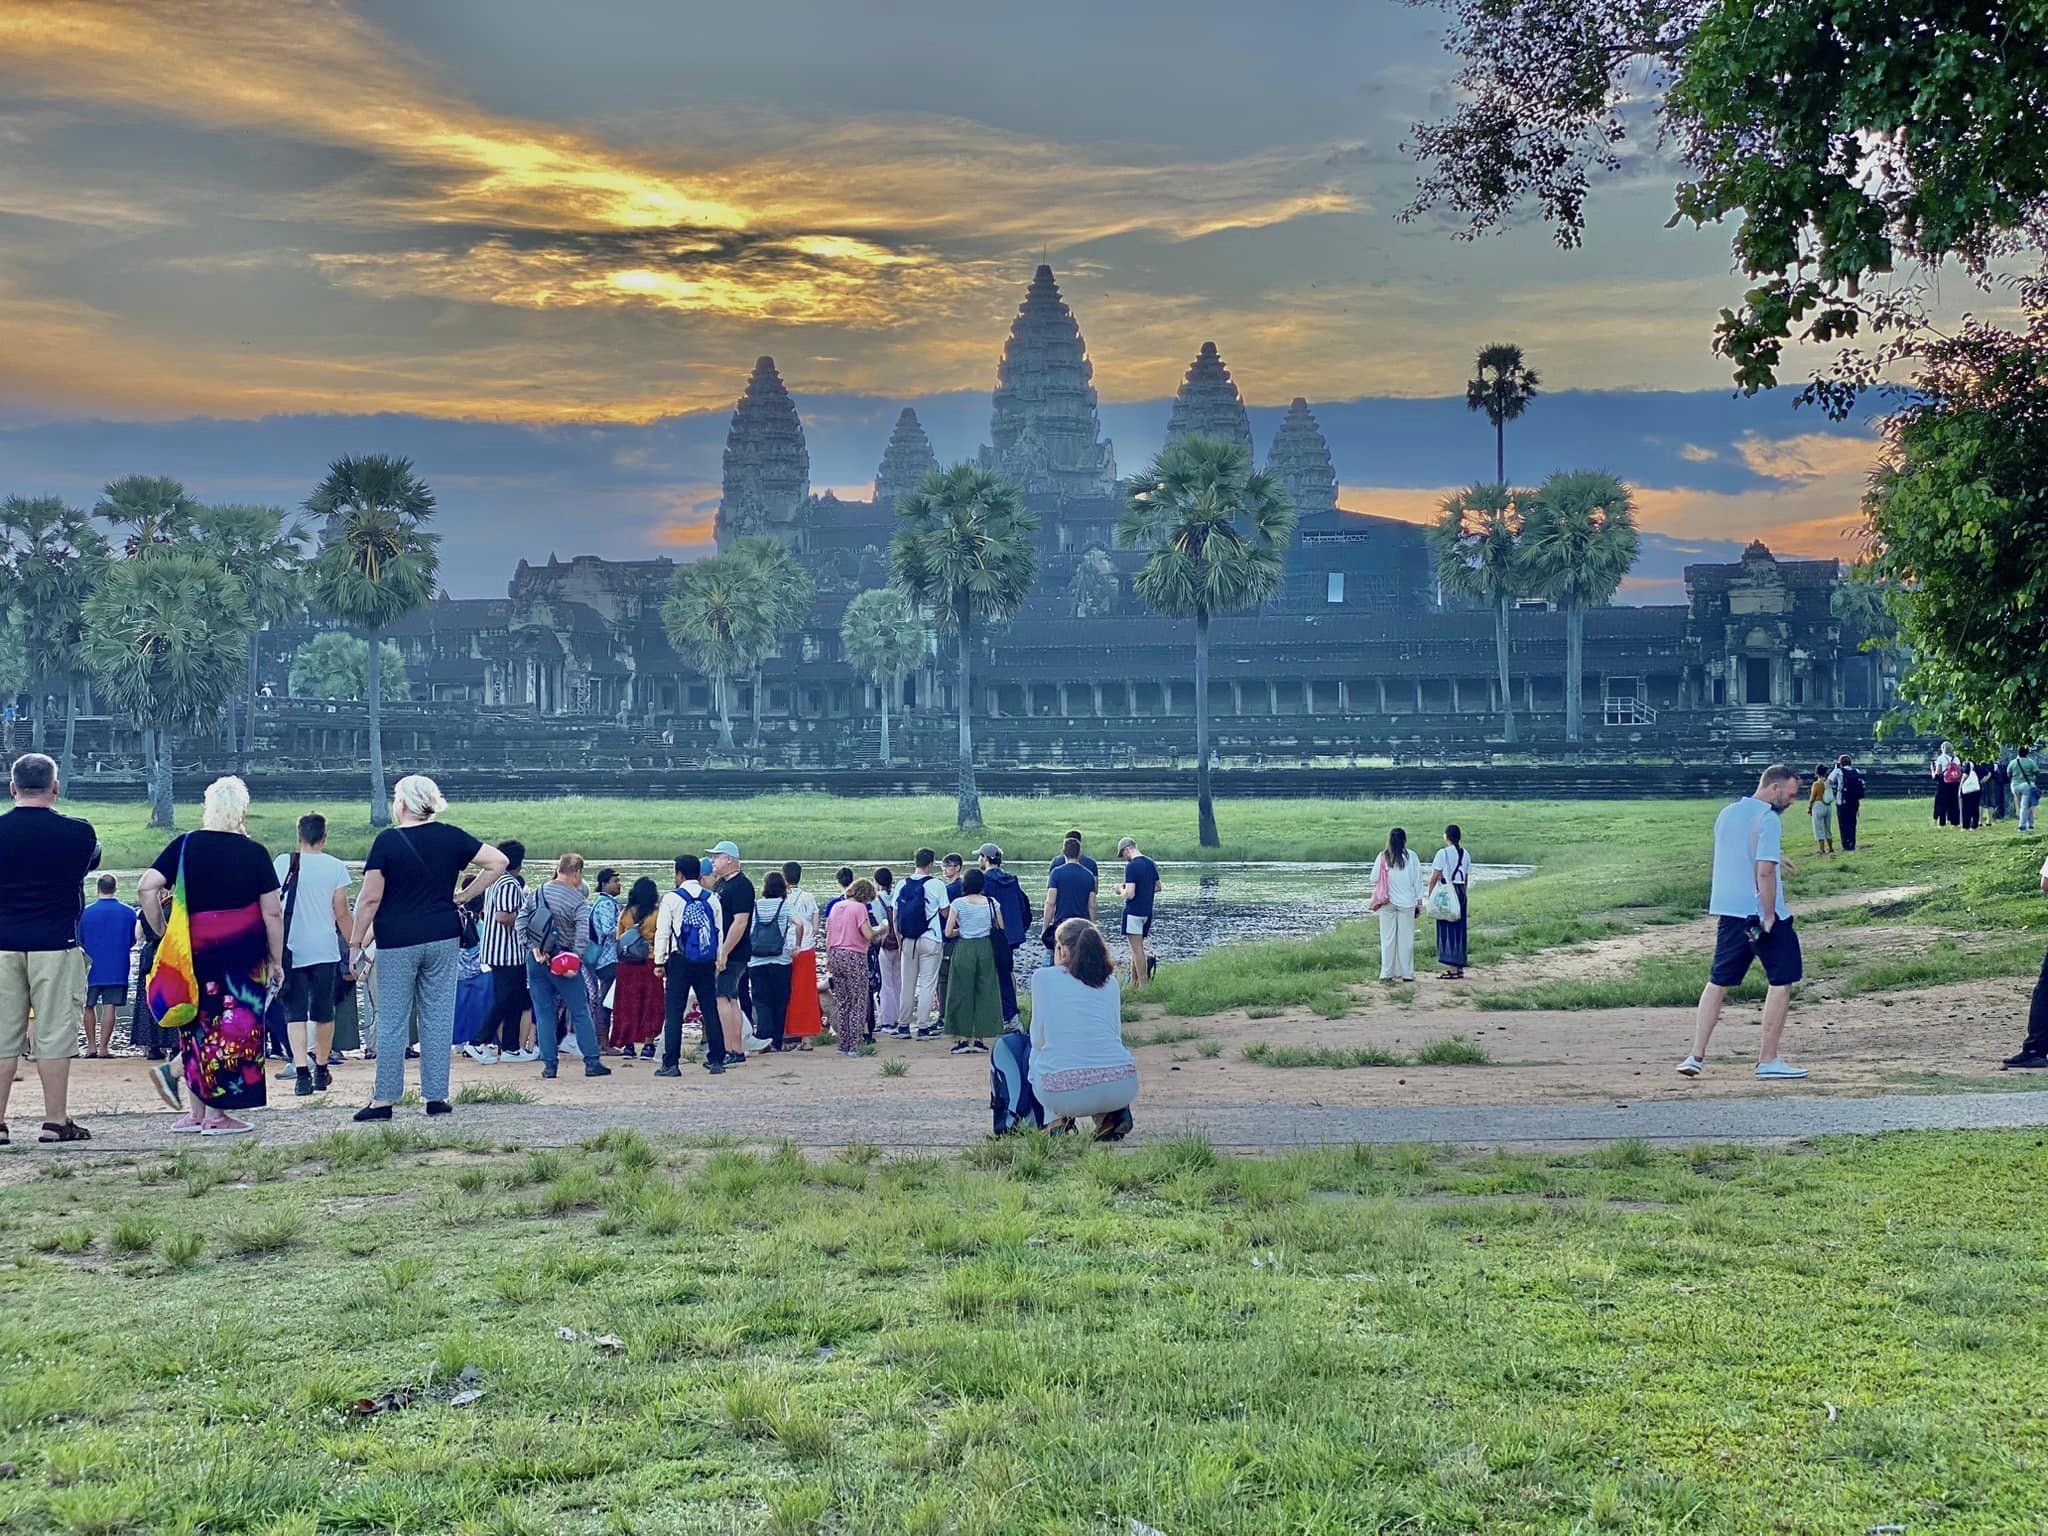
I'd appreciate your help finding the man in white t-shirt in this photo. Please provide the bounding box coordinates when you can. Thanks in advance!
[895,848,951,1038]
[1679,764,1808,1081]
[274,812,354,1096]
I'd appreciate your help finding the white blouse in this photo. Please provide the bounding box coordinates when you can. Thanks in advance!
[1429,846,1470,886]
[1373,851,1430,908]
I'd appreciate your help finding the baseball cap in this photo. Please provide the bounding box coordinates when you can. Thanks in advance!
[705,840,741,860]
[1117,837,1137,853]
[975,842,1003,860]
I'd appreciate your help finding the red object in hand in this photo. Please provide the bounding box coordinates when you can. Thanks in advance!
[548,952,582,978]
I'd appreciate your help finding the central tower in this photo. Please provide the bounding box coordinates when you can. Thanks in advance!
[716,356,810,549]
[979,265,1118,502]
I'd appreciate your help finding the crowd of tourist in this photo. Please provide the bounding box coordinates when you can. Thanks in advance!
[1929,742,2042,831]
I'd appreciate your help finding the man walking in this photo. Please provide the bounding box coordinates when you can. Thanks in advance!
[2014,746,2041,833]
[1831,754,1866,852]
[1050,828,1098,880]
[976,845,1031,1028]
[0,753,98,1143]
[895,849,950,1038]
[655,854,723,1076]
[706,841,754,1065]
[274,813,354,1095]
[1678,764,1808,1081]
[471,840,533,1063]
[1117,836,1161,992]
[78,875,137,1058]
[1044,835,1098,954]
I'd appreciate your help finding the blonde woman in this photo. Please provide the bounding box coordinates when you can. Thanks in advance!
[347,775,508,1119]
[137,777,284,1137]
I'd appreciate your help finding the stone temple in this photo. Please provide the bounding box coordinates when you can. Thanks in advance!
[260,265,1893,768]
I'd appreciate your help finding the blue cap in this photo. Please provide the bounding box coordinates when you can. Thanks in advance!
[705,840,741,860]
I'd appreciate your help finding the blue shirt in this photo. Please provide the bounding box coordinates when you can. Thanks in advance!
[78,897,137,987]
[1048,861,1096,926]
[1708,797,1791,921]
[1122,855,1160,919]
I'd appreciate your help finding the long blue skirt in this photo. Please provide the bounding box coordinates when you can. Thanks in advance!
[1435,884,1469,968]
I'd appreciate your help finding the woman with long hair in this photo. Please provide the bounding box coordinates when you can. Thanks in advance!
[747,870,803,1052]
[138,777,284,1137]
[942,867,1006,1053]
[993,918,1136,1140]
[346,774,509,1119]
[1370,827,1427,984]
[1809,763,1836,855]
[608,876,665,1054]
[826,876,880,1056]
[870,867,900,1035]
[1424,823,1471,980]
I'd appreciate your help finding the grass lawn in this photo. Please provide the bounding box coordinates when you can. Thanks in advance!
[3,1127,2043,1534]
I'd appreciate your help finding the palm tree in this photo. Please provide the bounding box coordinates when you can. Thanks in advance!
[1118,436,1296,848]
[0,496,107,774]
[80,552,252,829]
[891,464,1037,831]
[304,456,439,827]
[1522,471,1639,743]
[839,588,927,766]
[1466,342,1540,485]
[94,474,198,555]
[731,535,817,748]
[191,503,309,766]
[1431,483,1528,744]
[661,552,775,752]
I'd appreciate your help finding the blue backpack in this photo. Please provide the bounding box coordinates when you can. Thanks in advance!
[895,876,933,941]
[678,888,719,963]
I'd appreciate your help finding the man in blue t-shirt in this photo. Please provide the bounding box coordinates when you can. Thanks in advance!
[78,875,138,1058]
[1117,836,1161,993]
[1043,835,1097,953]
[1680,764,1807,1083]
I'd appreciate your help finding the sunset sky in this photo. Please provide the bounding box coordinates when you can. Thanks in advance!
[0,0,1882,594]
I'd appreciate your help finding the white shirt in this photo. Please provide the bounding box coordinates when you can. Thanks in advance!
[275,850,351,966]
[653,880,721,967]
[1429,846,1470,886]
[1028,965,1134,1086]
[785,888,820,953]
[1373,851,1429,908]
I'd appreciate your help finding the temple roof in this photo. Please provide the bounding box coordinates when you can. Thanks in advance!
[1265,397,1338,516]
[874,407,938,509]
[1166,341,1253,453]
[979,265,1118,502]
[717,355,809,548]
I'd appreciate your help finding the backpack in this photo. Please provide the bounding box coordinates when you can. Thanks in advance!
[1943,760,1963,785]
[617,918,651,964]
[522,887,566,957]
[678,888,719,963]
[750,897,788,960]
[896,876,933,941]
[1839,767,1865,806]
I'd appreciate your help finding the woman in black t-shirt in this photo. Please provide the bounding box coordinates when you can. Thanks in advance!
[347,775,508,1119]
[136,777,283,1136]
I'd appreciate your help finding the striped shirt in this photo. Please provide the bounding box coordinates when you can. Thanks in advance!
[480,872,527,968]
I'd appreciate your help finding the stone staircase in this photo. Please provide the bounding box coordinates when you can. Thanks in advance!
[1726,706,1778,743]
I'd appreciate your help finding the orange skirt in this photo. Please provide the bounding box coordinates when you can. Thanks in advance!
[784,949,824,1037]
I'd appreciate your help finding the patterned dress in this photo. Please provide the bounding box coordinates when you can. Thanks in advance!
[144,831,278,1111]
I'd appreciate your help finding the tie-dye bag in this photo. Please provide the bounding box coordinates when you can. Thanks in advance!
[145,839,200,1032]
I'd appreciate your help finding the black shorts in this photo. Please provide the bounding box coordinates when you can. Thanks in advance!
[1709,916,1802,989]
[714,961,746,1000]
[281,961,340,1024]
[86,983,128,1009]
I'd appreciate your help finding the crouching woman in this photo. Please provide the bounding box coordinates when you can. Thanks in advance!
[995,917,1136,1140]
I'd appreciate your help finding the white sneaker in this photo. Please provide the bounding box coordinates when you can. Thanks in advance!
[462,1043,498,1064]
[505,1048,538,1063]
[1675,1054,1703,1078]
[1755,1058,1808,1080]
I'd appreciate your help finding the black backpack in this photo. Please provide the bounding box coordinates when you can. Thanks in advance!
[895,877,932,941]
[750,898,787,960]
[1841,767,1866,807]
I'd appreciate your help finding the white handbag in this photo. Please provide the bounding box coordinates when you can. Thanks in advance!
[1427,883,1462,921]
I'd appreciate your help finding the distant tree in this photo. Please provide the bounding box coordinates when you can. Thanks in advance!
[80,552,252,829]
[838,588,926,767]
[1432,483,1528,744]
[304,456,439,827]
[661,552,775,752]
[1521,471,1639,743]
[0,495,108,777]
[1863,302,2048,749]
[191,503,309,765]
[289,632,410,703]
[731,535,817,748]
[1465,343,1539,485]
[891,463,1038,831]
[93,474,198,555]
[1118,436,1296,848]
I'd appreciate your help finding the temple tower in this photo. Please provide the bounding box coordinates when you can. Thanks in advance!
[979,265,1118,501]
[874,407,939,510]
[1265,397,1338,515]
[1165,341,1253,453]
[716,356,810,549]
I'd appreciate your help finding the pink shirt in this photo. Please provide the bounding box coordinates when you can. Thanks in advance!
[826,898,872,952]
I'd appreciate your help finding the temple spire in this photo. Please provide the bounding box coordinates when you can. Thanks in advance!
[1165,341,1253,452]
[1264,397,1337,516]
[716,356,810,549]
[979,264,1118,502]
[874,407,939,510]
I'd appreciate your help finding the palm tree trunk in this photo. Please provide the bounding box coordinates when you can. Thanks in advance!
[1496,419,1506,486]
[367,628,388,828]
[1195,610,1218,848]
[750,665,764,748]
[29,685,44,751]
[879,676,893,767]
[146,728,174,830]
[715,671,734,750]
[59,678,77,782]
[1565,604,1584,743]
[956,605,982,830]
[1494,593,1516,744]
[246,630,261,767]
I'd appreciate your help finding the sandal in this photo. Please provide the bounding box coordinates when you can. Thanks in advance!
[39,1120,91,1143]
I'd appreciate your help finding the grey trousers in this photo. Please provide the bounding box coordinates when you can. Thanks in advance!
[373,938,458,1104]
